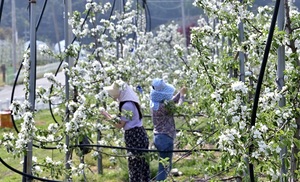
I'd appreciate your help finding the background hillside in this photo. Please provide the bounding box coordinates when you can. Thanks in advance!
[0,0,200,45]
[0,0,298,45]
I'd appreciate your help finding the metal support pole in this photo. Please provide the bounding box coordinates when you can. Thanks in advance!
[181,0,187,46]
[238,21,245,82]
[11,0,17,74]
[116,0,124,59]
[120,0,124,12]
[64,0,72,181]
[228,39,234,78]
[97,128,103,174]
[214,19,219,57]
[93,2,103,172]
[277,0,286,181]
[238,1,247,182]
[24,0,37,181]
[238,0,245,82]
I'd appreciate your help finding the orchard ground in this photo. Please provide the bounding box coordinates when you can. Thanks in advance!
[0,109,215,182]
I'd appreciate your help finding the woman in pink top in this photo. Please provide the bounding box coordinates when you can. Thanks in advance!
[101,80,150,182]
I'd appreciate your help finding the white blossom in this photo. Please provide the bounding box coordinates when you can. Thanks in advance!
[231,81,248,94]
[253,129,262,139]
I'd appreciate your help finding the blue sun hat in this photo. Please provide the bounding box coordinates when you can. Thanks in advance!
[150,78,175,110]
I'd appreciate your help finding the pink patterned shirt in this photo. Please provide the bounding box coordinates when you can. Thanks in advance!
[151,92,183,139]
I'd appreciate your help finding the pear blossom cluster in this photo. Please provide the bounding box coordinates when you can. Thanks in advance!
[218,128,241,156]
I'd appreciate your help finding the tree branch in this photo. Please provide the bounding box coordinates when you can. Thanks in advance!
[245,19,263,35]
[285,0,299,65]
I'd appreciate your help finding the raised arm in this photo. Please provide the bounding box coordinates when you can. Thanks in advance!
[172,86,187,104]
[101,110,126,129]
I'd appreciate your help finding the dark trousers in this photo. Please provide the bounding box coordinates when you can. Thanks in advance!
[125,126,150,182]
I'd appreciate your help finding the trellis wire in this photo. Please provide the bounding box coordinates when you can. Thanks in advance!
[249,0,281,181]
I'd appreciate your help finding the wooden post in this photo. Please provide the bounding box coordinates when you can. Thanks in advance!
[1,64,5,83]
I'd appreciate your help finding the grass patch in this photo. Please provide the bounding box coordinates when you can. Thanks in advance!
[0,73,4,86]
[0,109,214,181]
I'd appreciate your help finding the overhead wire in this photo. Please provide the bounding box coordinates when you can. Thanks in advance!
[148,1,181,10]
[0,0,4,24]
[149,15,181,21]
[49,6,93,124]
[248,0,281,181]
[70,129,220,181]
[102,0,116,35]
[150,129,219,181]
[66,127,219,181]
[48,0,139,150]
[144,0,151,31]
[48,0,116,125]
[0,157,62,182]
[71,143,220,153]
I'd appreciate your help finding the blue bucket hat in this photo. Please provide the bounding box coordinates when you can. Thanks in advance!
[150,78,175,110]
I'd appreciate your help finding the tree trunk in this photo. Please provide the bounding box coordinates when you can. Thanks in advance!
[291,117,300,181]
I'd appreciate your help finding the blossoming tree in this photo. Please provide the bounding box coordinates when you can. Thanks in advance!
[1,0,300,181]
[190,0,300,181]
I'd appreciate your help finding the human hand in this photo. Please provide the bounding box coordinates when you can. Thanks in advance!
[101,110,112,119]
[180,86,187,95]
